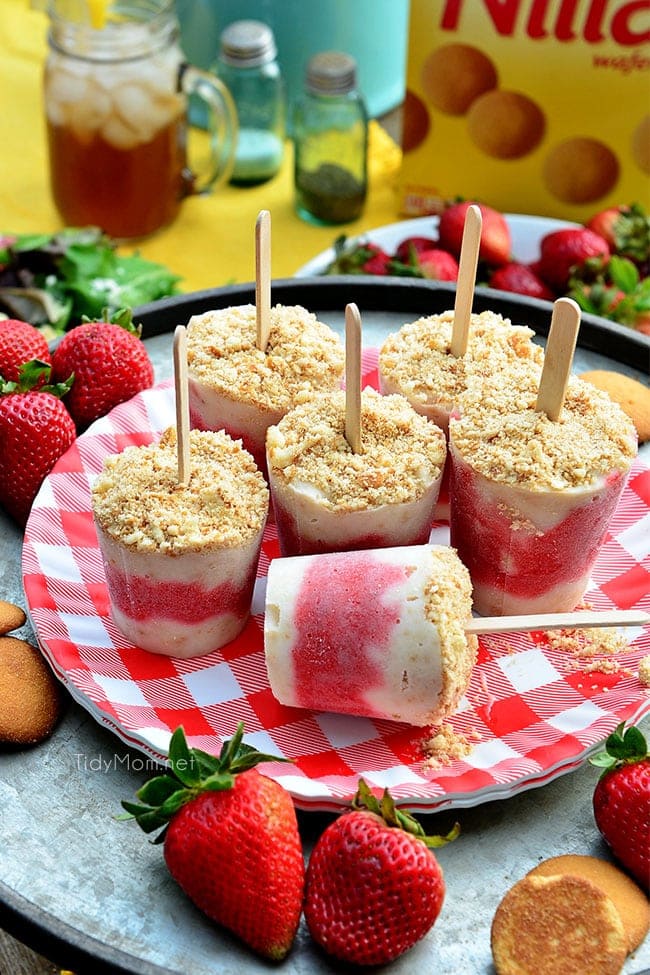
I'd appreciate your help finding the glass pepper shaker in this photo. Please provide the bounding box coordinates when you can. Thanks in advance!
[216,20,285,186]
[293,51,369,225]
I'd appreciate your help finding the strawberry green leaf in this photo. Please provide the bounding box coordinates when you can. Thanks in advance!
[353,778,460,848]
[353,778,382,816]
[119,800,156,818]
[159,790,194,818]
[131,809,171,835]
[612,202,650,263]
[136,774,184,806]
[218,722,246,767]
[589,721,648,774]
[168,726,202,787]
[608,255,639,292]
[119,722,292,838]
[201,772,236,792]
[190,748,222,776]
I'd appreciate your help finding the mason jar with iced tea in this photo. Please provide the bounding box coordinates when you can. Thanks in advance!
[44,0,238,239]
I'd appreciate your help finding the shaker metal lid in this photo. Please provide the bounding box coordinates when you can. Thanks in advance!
[219,19,277,67]
[306,51,357,95]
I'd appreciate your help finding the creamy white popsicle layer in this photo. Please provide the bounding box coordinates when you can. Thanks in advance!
[92,427,269,658]
[266,388,447,556]
[449,376,638,616]
[378,310,544,518]
[186,304,345,477]
[264,544,477,727]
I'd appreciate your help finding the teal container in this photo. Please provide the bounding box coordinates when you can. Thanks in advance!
[176,0,409,127]
[217,20,286,185]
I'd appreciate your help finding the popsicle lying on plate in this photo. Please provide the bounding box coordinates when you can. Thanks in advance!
[264,544,477,727]
[264,537,649,728]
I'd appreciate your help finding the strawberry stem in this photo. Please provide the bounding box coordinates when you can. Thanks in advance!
[589,721,648,776]
[0,358,72,398]
[352,778,460,849]
[118,722,289,842]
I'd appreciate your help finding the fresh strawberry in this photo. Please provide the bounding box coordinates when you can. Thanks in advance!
[416,247,459,281]
[0,319,52,386]
[587,207,625,248]
[121,723,305,961]
[489,262,554,300]
[0,360,76,526]
[304,779,457,966]
[325,237,386,275]
[538,227,610,291]
[587,202,650,271]
[50,308,153,430]
[394,236,438,263]
[362,245,392,275]
[590,722,650,891]
[438,201,511,266]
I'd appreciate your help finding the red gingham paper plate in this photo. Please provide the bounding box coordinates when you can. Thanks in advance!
[22,350,650,811]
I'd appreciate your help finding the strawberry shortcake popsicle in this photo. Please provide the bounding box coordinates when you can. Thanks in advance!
[378,310,544,518]
[264,544,477,726]
[449,376,638,616]
[186,304,344,476]
[92,426,269,657]
[378,309,544,433]
[265,387,447,556]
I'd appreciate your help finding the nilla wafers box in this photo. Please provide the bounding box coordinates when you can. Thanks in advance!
[399,0,650,220]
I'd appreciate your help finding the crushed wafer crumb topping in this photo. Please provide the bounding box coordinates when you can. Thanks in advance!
[266,388,446,508]
[638,656,650,686]
[92,428,269,553]
[379,310,543,409]
[421,722,479,769]
[544,626,629,658]
[450,375,637,490]
[186,304,344,411]
[422,545,478,722]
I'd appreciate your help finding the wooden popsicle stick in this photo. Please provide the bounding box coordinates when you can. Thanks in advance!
[535,297,581,421]
[465,609,649,635]
[255,209,271,352]
[345,302,362,454]
[173,324,190,487]
[450,203,482,358]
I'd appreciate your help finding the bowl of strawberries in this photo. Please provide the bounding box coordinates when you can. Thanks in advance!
[296,201,650,337]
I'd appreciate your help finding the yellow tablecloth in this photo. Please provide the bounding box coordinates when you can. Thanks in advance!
[1,0,404,292]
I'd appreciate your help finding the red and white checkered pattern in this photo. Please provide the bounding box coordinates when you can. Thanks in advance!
[22,350,650,811]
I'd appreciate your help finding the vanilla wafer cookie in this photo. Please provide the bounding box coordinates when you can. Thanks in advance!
[528,854,650,953]
[491,873,627,975]
[0,636,62,745]
[0,599,26,635]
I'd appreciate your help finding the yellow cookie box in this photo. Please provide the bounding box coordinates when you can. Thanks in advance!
[398,0,650,220]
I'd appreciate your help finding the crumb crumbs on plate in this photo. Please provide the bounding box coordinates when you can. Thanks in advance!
[421,721,480,769]
[543,626,630,659]
[638,655,650,687]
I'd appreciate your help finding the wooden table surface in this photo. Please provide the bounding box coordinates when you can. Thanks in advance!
[0,932,61,974]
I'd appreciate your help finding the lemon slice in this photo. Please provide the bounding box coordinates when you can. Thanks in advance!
[87,0,109,28]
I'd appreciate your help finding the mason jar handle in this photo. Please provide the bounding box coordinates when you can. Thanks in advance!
[179,65,238,192]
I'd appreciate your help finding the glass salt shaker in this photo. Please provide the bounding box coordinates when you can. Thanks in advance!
[217,20,285,186]
[293,51,368,225]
